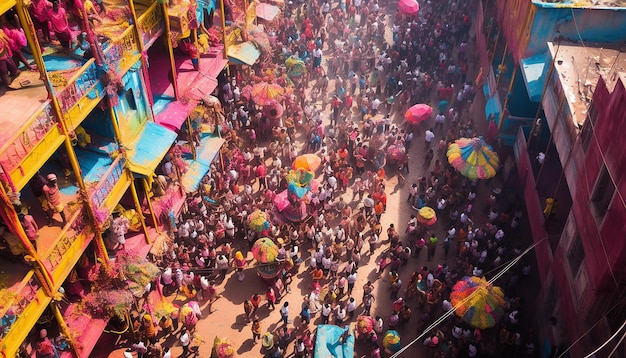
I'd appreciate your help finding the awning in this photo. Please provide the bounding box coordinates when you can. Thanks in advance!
[155,100,196,131]
[0,1,15,16]
[520,52,548,102]
[126,122,178,176]
[181,136,225,193]
[227,41,261,65]
[256,3,280,21]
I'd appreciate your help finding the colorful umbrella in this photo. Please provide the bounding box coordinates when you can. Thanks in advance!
[398,0,419,15]
[248,209,271,232]
[263,100,284,121]
[356,316,374,334]
[405,103,432,124]
[293,154,322,172]
[286,168,315,187]
[386,144,406,162]
[416,206,437,226]
[446,137,500,180]
[383,330,401,353]
[212,336,235,358]
[251,81,285,105]
[450,276,506,329]
[251,237,279,263]
[241,85,253,100]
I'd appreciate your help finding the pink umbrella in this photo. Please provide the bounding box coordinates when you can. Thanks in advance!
[274,190,290,212]
[405,103,432,124]
[398,0,419,15]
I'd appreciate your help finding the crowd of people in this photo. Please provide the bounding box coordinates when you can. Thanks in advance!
[106,0,542,357]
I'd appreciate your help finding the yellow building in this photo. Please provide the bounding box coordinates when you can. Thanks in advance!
[0,0,229,356]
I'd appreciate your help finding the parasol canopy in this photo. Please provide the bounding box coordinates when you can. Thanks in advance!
[252,237,279,263]
[383,330,401,353]
[263,100,284,121]
[293,153,322,172]
[356,316,375,334]
[446,136,500,180]
[450,276,506,329]
[248,209,271,232]
[398,0,419,15]
[416,206,437,226]
[286,56,307,78]
[251,81,285,105]
[241,84,253,100]
[404,103,432,124]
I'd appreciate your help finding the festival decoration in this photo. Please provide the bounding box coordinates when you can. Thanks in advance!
[446,137,500,180]
[251,82,284,105]
[212,336,235,358]
[416,206,437,226]
[251,237,279,263]
[450,276,506,329]
[247,209,271,232]
[404,103,432,124]
[292,154,322,172]
[356,316,374,334]
[382,330,401,353]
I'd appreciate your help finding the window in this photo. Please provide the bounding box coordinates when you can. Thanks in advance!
[125,89,137,111]
[591,165,615,220]
[568,234,585,277]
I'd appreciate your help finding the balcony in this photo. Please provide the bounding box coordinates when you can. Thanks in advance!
[136,1,165,50]
[0,101,65,192]
[103,26,142,78]
[41,208,94,287]
[0,271,51,358]
[57,59,104,131]
[88,157,131,217]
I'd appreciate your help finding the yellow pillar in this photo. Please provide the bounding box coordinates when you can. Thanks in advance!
[14,2,51,98]
[497,68,516,132]
[50,301,79,358]
[220,0,229,59]
[129,173,153,244]
[142,178,161,233]
[495,43,508,89]
[187,116,197,161]
[162,2,181,100]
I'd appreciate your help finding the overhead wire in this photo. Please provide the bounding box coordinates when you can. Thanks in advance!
[389,239,547,358]
[581,320,626,358]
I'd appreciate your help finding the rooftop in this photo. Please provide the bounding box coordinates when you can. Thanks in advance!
[535,0,626,8]
[548,41,626,126]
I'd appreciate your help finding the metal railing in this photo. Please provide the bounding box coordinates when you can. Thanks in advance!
[0,101,59,191]
[0,271,42,342]
[103,26,140,73]
[137,1,164,47]
[44,208,84,272]
[89,157,126,210]
[57,58,100,114]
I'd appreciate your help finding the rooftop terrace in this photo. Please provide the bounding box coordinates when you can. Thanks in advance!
[549,41,626,126]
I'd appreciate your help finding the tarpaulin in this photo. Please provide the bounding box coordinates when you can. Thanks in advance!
[126,122,177,176]
[314,325,354,358]
[520,52,548,102]
[256,3,280,21]
[181,136,225,193]
[155,100,196,131]
[227,41,261,66]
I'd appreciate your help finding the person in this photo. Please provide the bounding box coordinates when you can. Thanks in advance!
[48,1,73,51]
[42,174,66,225]
[266,287,277,310]
[280,301,289,326]
[18,213,38,249]
[300,304,311,326]
[250,294,262,316]
[0,30,21,87]
[252,319,262,343]
[244,299,254,322]
[347,297,357,319]
[321,303,331,324]
[111,212,129,250]
[179,328,190,356]
[35,329,58,358]
[363,292,374,316]
[424,128,435,149]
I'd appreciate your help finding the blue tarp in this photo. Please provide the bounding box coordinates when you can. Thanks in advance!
[126,122,177,176]
[181,136,225,193]
[314,325,354,358]
[521,52,548,102]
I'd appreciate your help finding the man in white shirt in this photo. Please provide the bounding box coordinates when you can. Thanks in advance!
[424,128,435,149]
[434,112,446,132]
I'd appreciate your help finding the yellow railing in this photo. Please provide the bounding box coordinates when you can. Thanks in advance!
[137,1,164,48]
[57,58,100,115]
[103,26,141,75]
[0,101,66,191]
[0,271,50,358]
[89,157,126,210]
[43,208,86,276]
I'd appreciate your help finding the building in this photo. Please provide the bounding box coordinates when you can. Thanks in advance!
[513,42,626,357]
[0,0,241,355]
[477,0,626,145]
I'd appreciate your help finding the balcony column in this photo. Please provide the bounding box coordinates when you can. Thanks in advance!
[50,300,79,358]
[497,67,516,132]
[129,173,153,244]
[128,0,156,114]
[142,178,161,235]
[162,2,180,100]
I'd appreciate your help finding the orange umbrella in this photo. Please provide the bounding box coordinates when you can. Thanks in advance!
[292,154,322,172]
[251,82,285,105]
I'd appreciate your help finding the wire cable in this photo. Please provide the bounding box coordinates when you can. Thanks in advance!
[582,320,626,358]
[389,239,547,358]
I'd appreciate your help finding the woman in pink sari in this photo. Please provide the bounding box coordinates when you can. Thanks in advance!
[48,0,73,50]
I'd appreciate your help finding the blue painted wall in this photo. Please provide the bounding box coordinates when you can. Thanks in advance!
[115,65,151,144]
[528,4,626,58]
